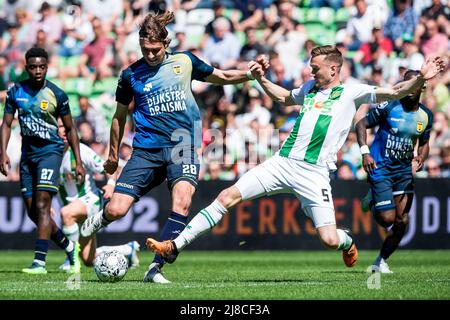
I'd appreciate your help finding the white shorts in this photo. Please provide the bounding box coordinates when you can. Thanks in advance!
[235,154,336,228]
[78,190,103,217]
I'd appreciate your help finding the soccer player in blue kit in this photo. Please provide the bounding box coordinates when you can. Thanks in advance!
[80,11,269,283]
[0,48,85,274]
[356,70,434,273]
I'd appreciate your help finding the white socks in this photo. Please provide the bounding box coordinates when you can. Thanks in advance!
[62,223,79,242]
[65,241,74,253]
[336,229,353,250]
[173,200,228,251]
[33,259,45,267]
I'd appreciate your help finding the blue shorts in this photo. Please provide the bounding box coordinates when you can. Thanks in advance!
[20,153,63,199]
[368,166,414,213]
[115,146,200,201]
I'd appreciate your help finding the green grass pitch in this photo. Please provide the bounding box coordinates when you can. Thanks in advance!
[0,250,449,300]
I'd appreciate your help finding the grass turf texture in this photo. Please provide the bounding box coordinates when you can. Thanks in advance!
[0,250,449,300]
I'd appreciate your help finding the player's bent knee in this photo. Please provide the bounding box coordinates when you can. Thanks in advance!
[217,187,241,209]
[172,196,192,214]
[106,202,127,220]
[60,207,73,224]
[171,183,195,214]
[395,214,409,226]
[35,199,51,213]
[81,255,93,267]
[374,211,395,228]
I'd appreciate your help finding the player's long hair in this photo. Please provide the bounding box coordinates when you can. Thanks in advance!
[139,11,174,45]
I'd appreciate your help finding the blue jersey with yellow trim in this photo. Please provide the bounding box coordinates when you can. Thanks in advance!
[4,79,71,157]
[367,100,433,170]
[115,51,214,149]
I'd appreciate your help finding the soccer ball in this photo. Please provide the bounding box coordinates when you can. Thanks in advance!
[93,250,128,282]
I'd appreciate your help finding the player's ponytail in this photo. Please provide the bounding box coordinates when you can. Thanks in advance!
[156,11,175,27]
[139,11,174,46]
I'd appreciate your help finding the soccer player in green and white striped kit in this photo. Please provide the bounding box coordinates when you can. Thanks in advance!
[57,121,140,271]
[148,46,445,270]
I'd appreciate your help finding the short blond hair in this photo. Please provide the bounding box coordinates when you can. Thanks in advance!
[311,45,343,68]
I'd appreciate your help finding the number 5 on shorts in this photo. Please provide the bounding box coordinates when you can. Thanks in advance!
[322,189,330,202]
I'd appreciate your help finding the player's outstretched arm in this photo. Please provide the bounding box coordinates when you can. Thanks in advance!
[0,113,13,176]
[205,68,252,85]
[205,55,270,85]
[61,113,86,184]
[248,60,296,106]
[104,102,128,175]
[375,56,446,103]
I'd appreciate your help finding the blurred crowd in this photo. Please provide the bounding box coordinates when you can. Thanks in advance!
[0,0,449,182]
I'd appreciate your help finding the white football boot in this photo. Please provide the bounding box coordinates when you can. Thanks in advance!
[80,210,108,237]
[371,256,393,274]
[127,241,140,269]
[143,262,171,284]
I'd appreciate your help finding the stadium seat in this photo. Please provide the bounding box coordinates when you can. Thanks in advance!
[335,7,350,23]
[236,31,246,46]
[48,78,63,88]
[92,77,117,95]
[318,7,335,26]
[174,10,188,27]
[222,8,242,22]
[185,24,205,48]
[301,0,311,7]
[305,8,321,23]
[58,55,82,68]
[304,24,336,46]
[64,78,93,96]
[334,7,350,29]
[294,7,307,23]
[68,94,80,116]
[345,51,357,59]
[186,8,215,26]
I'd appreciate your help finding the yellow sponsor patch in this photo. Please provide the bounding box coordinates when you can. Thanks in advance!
[416,121,424,133]
[40,100,49,110]
[173,65,182,74]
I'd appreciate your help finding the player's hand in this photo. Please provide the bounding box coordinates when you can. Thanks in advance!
[0,153,10,176]
[102,184,114,200]
[104,158,119,175]
[420,56,446,80]
[412,155,424,174]
[75,164,85,185]
[255,55,270,73]
[362,154,377,175]
[248,60,265,79]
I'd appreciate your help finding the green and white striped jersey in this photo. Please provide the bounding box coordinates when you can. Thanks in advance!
[59,143,105,204]
[279,80,377,170]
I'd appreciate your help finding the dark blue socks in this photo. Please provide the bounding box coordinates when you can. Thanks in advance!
[153,212,188,266]
[33,239,49,266]
[51,229,71,250]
